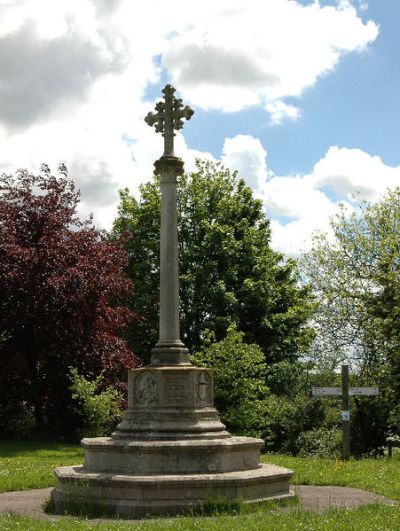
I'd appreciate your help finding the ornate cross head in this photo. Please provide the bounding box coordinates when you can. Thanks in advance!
[145,84,194,157]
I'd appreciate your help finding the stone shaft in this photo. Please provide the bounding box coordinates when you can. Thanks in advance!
[151,156,189,365]
[159,173,179,344]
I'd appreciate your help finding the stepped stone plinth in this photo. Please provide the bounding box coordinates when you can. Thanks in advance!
[51,85,293,518]
[52,367,294,517]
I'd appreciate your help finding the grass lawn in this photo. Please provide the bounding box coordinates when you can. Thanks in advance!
[0,441,399,529]
[0,440,83,492]
[0,504,399,530]
[263,453,400,501]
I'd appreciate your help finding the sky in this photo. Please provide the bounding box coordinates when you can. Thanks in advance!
[0,0,399,256]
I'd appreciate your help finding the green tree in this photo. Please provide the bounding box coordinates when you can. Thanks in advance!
[302,188,400,447]
[113,159,313,364]
[191,326,270,438]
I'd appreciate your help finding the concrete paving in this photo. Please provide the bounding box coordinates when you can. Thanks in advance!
[292,485,397,513]
[0,485,397,521]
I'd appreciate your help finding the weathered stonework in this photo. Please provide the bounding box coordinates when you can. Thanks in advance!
[112,367,228,440]
[53,365,294,517]
[51,85,294,518]
[52,464,293,518]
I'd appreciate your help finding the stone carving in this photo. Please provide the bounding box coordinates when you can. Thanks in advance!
[196,372,210,404]
[135,373,156,407]
[145,84,194,157]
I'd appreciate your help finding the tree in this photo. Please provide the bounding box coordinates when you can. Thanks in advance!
[113,159,314,364]
[303,189,400,371]
[0,165,140,437]
[302,188,400,446]
[192,326,270,438]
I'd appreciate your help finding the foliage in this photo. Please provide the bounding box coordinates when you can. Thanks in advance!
[264,360,304,397]
[265,393,331,454]
[296,427,342,458]
[303,188,400,372]
[303,188,400,455]
[192,326,269,438]
[69,368,123,438]
[3,405,36,440]
[113,159,314,363]
[302,188,400,451]
[0,165,140,437]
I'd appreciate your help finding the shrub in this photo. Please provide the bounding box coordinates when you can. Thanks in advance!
[3,405,36,439]
[191,326,270,438]
[69,368,123,438]
[297,427,342,458]
[264,394,329,454]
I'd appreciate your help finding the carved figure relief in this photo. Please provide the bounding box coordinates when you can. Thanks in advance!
[196,372,210,404]
[135,373,156,406]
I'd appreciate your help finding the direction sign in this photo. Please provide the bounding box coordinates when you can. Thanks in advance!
[312,387,341,396]
[312,386,379,397]
[312,366,379,460]
[349,387,379,396]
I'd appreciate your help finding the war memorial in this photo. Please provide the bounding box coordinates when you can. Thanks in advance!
[51,85,293,518]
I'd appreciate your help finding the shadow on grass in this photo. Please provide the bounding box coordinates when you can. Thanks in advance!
[0,440,82,458]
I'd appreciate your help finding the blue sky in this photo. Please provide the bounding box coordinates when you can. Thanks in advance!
[177,1,400,174]
[0,0,398,255]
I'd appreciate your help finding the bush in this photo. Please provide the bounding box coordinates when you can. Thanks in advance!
[3,405,36,439]
[69,368,123,438]
[297,427,342,458]
[191,326,270,438]
[264,394,330,454]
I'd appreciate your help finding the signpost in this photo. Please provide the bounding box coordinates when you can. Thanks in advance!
[312,365,379,460]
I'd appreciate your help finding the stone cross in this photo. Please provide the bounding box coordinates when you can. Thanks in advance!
[145,84,193,157]
[145,85,193,366]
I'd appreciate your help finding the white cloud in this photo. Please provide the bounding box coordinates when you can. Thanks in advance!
[311,146,400,201]
[221,135,269,192]
[217,134,400,256]
[0,0,382,246]
[162,0,378,112]
[265,100,301,125]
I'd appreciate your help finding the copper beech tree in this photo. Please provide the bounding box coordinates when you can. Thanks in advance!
[0,165,140,436]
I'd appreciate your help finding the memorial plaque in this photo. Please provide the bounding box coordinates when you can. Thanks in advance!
[162,371,190,405]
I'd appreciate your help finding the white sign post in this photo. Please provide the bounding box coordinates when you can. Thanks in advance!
[312,387,341,396]
[349,387,379,396]
[311,365,379,460]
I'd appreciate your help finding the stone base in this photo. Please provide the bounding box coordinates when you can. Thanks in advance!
[52,464,294,518]
[82,436,264,474]
[113,366,230,440]
[52,364,294,518]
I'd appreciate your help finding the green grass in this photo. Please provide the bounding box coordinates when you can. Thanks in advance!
[1,441,399,529]
[0,440,83,492]
[0,504,399,530]
[1,440,399,500]
[263,453,400,500]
